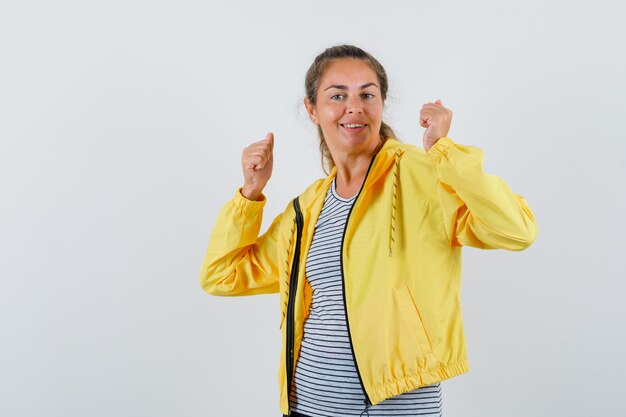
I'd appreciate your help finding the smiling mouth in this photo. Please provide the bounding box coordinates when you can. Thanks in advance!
[340,123,367,129]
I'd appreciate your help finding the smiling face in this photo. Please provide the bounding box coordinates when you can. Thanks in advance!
[304,58,384,159]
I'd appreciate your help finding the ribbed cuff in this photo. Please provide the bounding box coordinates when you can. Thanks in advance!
[233,187,267,212]
[426,136,455,162]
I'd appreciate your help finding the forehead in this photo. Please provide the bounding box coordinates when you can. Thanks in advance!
[320,58,378,87]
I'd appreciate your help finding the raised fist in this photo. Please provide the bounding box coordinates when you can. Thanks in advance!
[241,132,274,200]
[420,99,452,152]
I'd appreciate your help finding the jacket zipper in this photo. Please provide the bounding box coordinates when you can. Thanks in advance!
[339,152,379,408]
[285,148,379,413]
[285,197,304,415]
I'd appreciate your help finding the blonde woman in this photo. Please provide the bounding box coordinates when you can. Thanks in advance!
[200,44,538,417]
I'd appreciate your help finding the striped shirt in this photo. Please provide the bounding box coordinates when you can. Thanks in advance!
[290,178,443,417]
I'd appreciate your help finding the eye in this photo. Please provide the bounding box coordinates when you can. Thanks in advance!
[331,94,345,100]
[363,93,375,100]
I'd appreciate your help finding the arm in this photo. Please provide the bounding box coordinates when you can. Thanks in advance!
[426,136,538,250]
[199,187,282,296]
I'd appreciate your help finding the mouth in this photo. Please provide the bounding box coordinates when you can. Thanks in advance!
[340,123,367,131]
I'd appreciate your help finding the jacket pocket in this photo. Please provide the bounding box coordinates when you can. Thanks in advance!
[393,285,434,366]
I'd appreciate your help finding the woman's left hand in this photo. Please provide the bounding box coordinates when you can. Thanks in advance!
[420,99,453,152]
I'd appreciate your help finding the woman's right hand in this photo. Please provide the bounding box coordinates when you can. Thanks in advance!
[241,132,274,200]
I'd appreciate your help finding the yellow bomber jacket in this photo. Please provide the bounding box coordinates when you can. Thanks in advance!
[199,137,538,415]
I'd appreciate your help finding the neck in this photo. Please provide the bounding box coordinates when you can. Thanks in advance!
[333,138,384,194]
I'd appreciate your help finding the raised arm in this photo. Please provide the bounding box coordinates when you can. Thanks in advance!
[199,132,282,295]
[426,137,538,250]
[200,189,282,296]
[420,101,538,250]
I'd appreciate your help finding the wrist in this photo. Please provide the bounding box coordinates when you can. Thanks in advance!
[241,186,262,201]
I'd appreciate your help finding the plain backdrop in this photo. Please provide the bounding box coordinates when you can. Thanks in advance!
[1,1,625,416]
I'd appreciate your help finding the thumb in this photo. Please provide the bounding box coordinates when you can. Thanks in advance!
[266,132,274,151]
[435,99,443,106]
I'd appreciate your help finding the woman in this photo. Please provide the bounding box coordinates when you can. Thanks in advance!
[200,45,538,417]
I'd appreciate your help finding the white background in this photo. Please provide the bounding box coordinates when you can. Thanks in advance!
[1,1,625,416]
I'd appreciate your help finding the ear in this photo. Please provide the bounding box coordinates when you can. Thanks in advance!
[304,97,319,125]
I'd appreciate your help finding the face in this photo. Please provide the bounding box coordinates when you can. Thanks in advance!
[305,58,384,158]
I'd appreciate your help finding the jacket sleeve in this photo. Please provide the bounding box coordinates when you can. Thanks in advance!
[199,187,282,296]
[426,137,538,250]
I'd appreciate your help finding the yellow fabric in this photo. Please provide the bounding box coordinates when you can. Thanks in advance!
[199,137,538,413]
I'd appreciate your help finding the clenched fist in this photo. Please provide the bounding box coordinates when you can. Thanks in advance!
[420,99,453,152]
[241,132,274,201]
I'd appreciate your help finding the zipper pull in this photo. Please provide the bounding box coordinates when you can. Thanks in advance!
[359,399,371,416]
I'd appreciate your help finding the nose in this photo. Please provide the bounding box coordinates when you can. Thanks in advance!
[346,95,363,114]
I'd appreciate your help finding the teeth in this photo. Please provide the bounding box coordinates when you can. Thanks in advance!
[344,124,365,128]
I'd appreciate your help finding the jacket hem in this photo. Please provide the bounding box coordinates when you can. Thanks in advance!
[369,359,470,405]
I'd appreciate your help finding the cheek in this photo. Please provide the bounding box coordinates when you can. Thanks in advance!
[366,107,383,122]
[320,107,342,123]
[365,101,383,113]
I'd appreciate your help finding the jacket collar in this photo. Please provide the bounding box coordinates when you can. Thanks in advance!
[296,137,406,257]
[297,137,403,211]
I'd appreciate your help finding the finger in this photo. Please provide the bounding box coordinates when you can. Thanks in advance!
[266,132,274,152]
[246,141,273,157]
[435,99,443,106]
[419,113,430,128]
[245,152,268,169]
[420,106,434,118]
[421,103,452,118]
[248,155,266,170]
[245,157,259,170]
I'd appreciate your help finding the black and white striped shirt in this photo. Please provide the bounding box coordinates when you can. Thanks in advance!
[290,178,443,417]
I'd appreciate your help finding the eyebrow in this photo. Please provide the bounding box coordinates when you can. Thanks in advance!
[324,82,379,91]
